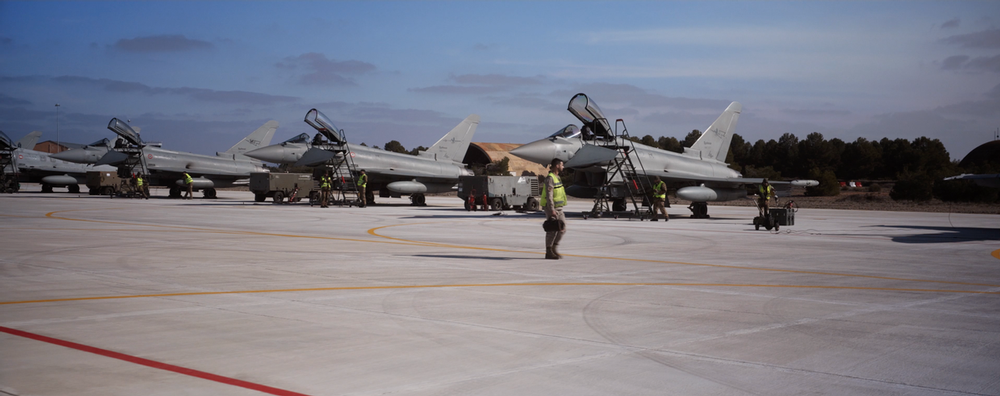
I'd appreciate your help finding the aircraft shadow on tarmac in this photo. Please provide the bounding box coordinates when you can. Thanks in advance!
[872,225,1000,243]
[412,254,534,261]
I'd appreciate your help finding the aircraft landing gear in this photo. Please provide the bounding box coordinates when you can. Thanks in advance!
[689,202,710,218]
[410,193,426,206]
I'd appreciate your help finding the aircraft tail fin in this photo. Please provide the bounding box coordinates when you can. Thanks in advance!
[220,121,279,159]
[16,131,42,149]
[683,102,741,163]
[418,114,480,162]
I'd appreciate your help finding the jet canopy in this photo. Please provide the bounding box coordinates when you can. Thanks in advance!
[567,93,613,139]
[86,138,111,147]
[0,131,12,150]
[107,118,142,145]
[304,109,346,144]
[548,124,581,139]
[282,133,311,144]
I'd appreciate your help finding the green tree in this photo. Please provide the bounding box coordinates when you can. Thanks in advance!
[485,156,511,176]
[408,145,428,155]
[682,130,701,148]
[639,135,657,148]
[657,136,682,153]
[383,140,407,154]
[805,168,840,196]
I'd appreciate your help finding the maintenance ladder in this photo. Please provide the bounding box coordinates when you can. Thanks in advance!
[316,140,361,207]
[0,142,18,193]
[586,119,654,220]
[111,145,150,199]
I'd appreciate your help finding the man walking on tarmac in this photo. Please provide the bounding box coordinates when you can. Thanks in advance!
[183,172,194,199]
[651,176,668,221]
[136,174,148,199]
[542,158,567,259]
[357,169,368,208]
[758,178,776,215]
[320,170,332,208]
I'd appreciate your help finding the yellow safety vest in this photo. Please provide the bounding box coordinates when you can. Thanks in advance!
[137,177,144,187]
[653,180,666,199]
[759,184,774,200]
[541,172,566,208]
[321,176,332,189]
[184,173,193,185]
[357,173,367,188]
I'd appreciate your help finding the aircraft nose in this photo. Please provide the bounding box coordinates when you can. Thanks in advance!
[245,145,286,163]
[510,139,557,165]
[50,149,95,164]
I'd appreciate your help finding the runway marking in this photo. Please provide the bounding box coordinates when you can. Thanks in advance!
[2,282,998,306]
[993,249,1000,261]
[15,209,994,309]
[0,326,309,396]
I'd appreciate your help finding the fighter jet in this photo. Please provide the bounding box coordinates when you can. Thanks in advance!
[510,93,818,217]
[53,120,279,198]
[0,130,118,193]
[245,109,478,205]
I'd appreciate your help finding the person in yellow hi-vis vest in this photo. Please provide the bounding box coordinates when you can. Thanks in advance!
[542,158,567,259]
[183,172,194,199]
[758,178,776,215]
[320,171,332,208]
[650,176,668,222]
[357,169,368,208]
[136,175,148,199]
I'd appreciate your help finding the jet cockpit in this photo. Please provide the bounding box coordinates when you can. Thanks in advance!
[107,118,142,146]
[548,124,580,139]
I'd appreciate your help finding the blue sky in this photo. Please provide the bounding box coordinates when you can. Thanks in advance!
[1,1,998,161]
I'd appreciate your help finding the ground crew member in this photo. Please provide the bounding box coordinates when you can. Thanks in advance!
[651,176,668,221]
[136,174,148,199]
[758,178,776,215]
[542,158,567,259]
[468,187,477,211]
[183,172,193,199]
[357,169,368,207]
[320,171,332,208]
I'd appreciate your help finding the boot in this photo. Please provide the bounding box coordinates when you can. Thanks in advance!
[545,246,558,259]
[552,244,562,259]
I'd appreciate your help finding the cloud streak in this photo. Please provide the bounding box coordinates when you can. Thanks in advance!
[114,35,213,52]
[276,53,376,86]
[51,76,299,105]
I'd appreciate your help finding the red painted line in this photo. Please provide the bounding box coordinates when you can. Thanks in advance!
[0,326,310,396]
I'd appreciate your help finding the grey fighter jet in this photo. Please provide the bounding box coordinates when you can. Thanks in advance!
[53,120,278,198]
[510,93,818,218]
[0,130,117,193]
[245,109,478,205]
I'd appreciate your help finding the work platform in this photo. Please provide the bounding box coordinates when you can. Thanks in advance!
[1,189,998,395]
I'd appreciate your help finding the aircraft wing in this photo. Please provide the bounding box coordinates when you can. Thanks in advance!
[642,170,818,188]
[944,173,1000,188]
[363,167,452,180]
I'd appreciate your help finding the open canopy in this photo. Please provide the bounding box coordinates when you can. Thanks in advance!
[107,118,142,145]
[303,109,345,144]
[0,131,12,150]
[567,93,613,138]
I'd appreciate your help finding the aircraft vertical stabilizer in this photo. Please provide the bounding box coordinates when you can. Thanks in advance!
[684,102,741,163]
[221,121,279,159]
[419,114,480,162]
[16,131,42,149]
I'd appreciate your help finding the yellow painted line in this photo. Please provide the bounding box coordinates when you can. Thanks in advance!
[993,249,1000,261]
[3,282,999,305]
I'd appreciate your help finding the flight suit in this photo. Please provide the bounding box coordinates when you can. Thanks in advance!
[542,172,567,259]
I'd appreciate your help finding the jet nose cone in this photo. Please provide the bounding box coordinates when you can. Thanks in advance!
[510,139,557,165]
[51,149,95,164]
[245,145,287,163]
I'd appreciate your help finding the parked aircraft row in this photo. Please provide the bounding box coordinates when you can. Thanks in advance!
[5,94,831,216]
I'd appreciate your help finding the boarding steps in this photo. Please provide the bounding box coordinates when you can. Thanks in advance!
[585,119,654,220]
[0,140,18,193]
[315,140,361,207]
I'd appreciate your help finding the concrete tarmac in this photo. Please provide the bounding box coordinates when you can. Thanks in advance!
[2,188,999,396]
